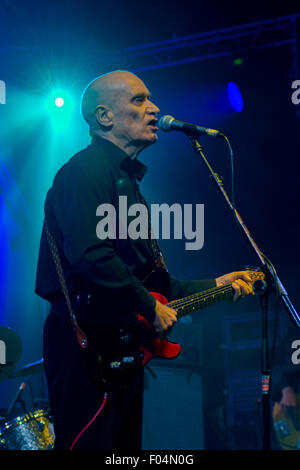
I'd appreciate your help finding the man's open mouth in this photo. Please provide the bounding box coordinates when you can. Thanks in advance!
[147,119,158,129]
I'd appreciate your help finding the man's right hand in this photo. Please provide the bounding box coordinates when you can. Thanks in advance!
[153,300,177,334]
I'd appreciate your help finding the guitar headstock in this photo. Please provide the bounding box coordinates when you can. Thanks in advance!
[245,265,265,283]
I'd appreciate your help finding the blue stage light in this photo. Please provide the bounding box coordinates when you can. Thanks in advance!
[227,82,243,112]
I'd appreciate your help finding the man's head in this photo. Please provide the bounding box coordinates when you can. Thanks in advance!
[81,70,160,158]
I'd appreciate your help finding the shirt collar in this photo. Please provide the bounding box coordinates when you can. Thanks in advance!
[91,135,148,182]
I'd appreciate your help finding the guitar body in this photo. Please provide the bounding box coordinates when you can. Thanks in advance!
[137,291,182,366]
[128,266,263,368]
[272,394,300,450]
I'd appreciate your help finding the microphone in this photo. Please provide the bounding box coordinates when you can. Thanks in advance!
[158,115,222,138]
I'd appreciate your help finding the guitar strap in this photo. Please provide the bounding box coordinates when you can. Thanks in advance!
[44,185,168,351]
[135,182,168,276]
[44,218,89,349]
[150,237,168,272]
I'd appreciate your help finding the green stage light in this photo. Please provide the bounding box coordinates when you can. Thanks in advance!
[233,58,243,66]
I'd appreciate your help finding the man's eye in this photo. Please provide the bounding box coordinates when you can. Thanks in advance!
[134,96,146,104]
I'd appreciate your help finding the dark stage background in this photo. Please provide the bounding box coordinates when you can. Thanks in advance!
[0,0,299,450]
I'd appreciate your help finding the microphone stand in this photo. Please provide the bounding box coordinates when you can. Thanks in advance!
[188,136,300,451]
[6,382,27,420]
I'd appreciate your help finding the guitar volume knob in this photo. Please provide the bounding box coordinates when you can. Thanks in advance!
[120,329,133,344]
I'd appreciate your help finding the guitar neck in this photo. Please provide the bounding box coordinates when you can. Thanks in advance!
[167,283,234,319]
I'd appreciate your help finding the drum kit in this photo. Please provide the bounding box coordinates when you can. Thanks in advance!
[0,326,55,450]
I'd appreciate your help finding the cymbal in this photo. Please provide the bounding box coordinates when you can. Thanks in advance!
[8,358,44,378]
[0,326,22,384]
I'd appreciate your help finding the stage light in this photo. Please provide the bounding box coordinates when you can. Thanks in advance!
[45,89,74,131]
[227,82,243,112]
[233,58,243,66]
[55,97,64,107]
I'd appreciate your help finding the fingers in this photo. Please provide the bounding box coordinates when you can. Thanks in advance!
[232,279,254,302]
[217,271,252,287]
[217,270,255,302]
[160,308,177,330]
[153,304,177,333]
[167,308,177,323]
[237,272,252,283]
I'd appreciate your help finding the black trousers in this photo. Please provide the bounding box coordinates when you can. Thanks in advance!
[43,301,145,450]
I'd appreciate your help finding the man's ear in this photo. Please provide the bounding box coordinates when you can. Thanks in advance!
[95,105,113,127]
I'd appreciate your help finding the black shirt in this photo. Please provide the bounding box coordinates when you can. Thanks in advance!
[35,136,216,326]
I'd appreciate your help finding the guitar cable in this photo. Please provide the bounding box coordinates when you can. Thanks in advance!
[70,392,108,450]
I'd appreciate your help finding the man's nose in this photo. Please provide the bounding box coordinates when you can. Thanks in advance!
[147,100,160,114]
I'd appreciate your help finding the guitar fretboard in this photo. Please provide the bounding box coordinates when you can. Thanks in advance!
[167,283,234,319]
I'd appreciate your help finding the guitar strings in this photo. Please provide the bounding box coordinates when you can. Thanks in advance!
[167,283,234,315]
[166,272,263,315]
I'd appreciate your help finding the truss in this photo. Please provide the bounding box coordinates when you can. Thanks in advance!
[98,14,300,76]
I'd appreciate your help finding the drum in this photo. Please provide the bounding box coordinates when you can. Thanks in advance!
[0,409,55,450]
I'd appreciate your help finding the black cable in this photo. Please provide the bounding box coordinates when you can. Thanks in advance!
[221,133,235,212]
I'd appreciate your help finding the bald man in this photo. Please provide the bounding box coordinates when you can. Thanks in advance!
[36,70,254,450]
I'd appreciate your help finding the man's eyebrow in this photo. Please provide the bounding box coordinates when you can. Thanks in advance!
[131,91,151,101]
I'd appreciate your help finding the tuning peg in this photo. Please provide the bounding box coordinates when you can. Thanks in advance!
[245,265,260,271]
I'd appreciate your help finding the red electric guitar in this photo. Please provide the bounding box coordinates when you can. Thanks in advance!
[137,269,265,366]
[81,268,264,387]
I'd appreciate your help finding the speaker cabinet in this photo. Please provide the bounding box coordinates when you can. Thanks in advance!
[142,364,204,449]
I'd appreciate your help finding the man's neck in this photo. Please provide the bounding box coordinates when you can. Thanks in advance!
[94,132,141,160]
